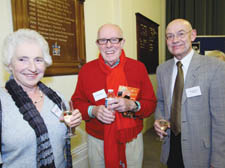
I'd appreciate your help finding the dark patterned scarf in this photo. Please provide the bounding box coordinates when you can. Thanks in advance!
[5,79,72,168]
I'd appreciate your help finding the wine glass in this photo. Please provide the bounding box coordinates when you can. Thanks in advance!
[158,120,170,141]
[61,100,76,138]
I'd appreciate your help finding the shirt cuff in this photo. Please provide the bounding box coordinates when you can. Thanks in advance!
[134,101,141,112]
[88,105,95,118]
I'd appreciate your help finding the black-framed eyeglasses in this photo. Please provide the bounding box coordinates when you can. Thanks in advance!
[96,38,123,45]
[166,30,192,41]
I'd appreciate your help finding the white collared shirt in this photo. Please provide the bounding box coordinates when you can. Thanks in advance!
[171,49,194,100]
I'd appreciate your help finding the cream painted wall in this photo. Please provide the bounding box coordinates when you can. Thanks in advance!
[0,0,13,87]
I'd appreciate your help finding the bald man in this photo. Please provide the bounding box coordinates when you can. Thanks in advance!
[71,24,156,168]
[154,19,225,168]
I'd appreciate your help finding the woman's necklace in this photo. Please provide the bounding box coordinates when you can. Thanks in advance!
[33,90,43,104]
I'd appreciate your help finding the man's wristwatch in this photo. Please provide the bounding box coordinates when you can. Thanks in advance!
[122,101,139,119]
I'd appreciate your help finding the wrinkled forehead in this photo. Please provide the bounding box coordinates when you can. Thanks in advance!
[166,20,192,34]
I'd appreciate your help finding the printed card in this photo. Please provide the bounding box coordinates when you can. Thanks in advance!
[117,85,140,100]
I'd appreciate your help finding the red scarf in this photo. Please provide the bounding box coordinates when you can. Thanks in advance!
[98,50,139,168]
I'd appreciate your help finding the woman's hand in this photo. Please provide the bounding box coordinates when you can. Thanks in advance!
[68,109,82,128]
[60,109,82,128]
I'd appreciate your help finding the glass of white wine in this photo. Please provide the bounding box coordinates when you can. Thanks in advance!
[61,100,76,138]
[158,120,170,141]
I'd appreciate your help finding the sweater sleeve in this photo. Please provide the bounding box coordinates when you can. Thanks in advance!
[71,68,92,121]
[125,60,157,118]
[135,63,157,118]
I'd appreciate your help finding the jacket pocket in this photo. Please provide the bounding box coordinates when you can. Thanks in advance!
[202,138,210,149]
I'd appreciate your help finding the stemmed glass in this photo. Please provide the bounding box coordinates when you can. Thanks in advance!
[61,100,76,138]
[158,120,170,141]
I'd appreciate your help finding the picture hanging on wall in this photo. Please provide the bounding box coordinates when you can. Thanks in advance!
[136,13,159,74]
[192,35,225,55]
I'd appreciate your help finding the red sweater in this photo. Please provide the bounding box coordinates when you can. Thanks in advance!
[71,57,156,139]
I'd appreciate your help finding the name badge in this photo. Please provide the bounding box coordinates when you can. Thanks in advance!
[51,104,62,118]
[186,86,201,98]
[93,89,107,101]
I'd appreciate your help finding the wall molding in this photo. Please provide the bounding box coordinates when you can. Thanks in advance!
[72,142,89,168]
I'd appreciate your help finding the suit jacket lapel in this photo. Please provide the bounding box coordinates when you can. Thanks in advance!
[164,59,174,115]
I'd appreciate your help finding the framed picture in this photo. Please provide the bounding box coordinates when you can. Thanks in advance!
[192,35,225,55]
[11,0,86,76]
[136,13,159,74]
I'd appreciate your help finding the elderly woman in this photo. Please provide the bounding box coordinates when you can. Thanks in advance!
[0,29,82,168]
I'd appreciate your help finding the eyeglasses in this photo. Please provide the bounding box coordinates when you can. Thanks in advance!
[96,38,123,45]
[166,30,192,41]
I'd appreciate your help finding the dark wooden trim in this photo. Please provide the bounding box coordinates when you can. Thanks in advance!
[11,0,86,76]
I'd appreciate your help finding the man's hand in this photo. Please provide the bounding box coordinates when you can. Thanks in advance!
[92,105,115,124]
[154,119,170,139]
[109,97,137,112]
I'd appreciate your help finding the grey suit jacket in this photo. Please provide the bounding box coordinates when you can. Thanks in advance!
[155,52,225,168]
